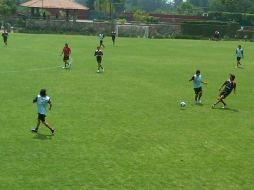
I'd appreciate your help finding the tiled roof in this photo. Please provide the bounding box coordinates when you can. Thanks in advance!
[21,0,89,10]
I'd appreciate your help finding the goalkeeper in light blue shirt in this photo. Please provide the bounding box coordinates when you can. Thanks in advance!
[189,70,207,104]
[31,89,54,134]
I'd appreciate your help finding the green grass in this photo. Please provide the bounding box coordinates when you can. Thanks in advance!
[0,34,253,190]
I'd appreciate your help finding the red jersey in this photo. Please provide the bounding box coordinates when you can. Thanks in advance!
[63,46,71,57]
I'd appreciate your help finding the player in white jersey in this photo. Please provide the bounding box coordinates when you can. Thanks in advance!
[189,70,207,104]
[31,89,54,134]
[99,33,105,48]
[236,45,243,68]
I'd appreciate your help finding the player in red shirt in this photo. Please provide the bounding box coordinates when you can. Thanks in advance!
[61,43,71,68]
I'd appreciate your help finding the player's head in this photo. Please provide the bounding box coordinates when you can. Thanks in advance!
[229,74,235,81]
[40,89,47,97]
[196,70,200,75]
[238,45,241,48]
[65,43,68,47]
[97,46,100,50]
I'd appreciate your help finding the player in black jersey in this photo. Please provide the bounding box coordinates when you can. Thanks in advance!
[111,30,116,45]
[2,30,8,46]
[94,46,104,73]
[212,74,236,108]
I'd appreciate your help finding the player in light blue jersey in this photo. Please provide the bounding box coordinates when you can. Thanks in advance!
[189,70,207,104]
[32,89,54,134]
[236,45,243,68]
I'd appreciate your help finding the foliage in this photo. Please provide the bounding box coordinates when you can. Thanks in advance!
[208,11,254,26]
[0,0,16,16]
[181,20,240,38]
[132,10,158,23]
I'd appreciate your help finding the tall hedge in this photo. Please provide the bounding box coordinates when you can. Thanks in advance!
[208,12,254,26]
[181,21,240,38]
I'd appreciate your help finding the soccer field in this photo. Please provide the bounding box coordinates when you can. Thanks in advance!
[0,33,253,190]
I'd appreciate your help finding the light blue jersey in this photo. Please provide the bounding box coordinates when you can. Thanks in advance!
[36,95,50,115]
[193,74,202,88]
[236,48,243,58]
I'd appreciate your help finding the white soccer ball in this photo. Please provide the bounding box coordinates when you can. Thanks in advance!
[180,101,186,107]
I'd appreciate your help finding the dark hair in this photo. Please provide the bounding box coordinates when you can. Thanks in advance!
[196,70,200,74]
[230,74,235,80]
[40,89,47,97]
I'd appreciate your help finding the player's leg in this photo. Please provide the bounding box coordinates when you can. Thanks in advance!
[198,90,203,103]
[42,121,54,134]
[194,88,198,103]
[32,115,41,132]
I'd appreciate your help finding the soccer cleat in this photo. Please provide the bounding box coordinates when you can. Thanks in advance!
[198,100,202,104]
[31,128,38,133]
[97,70,100,73]
[211,104,215,108]
[51,129,55,134]
[222,105,227,109]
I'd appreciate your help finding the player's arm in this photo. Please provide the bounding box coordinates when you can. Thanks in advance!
[32,96,37,103]
[201,81,207,84]
[219,81,226,91]
[189,76,194,81]
[48,99,52,110]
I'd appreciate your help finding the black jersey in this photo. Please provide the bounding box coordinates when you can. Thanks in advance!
[2,32,8,39]
[223,80,236,93]
[94,50,103,57]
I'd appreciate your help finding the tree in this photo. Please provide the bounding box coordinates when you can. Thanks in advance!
[0,0,16,16]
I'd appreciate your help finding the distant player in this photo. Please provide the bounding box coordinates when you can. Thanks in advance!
[111,30,116,45]
[235,45,243,68]
[189,70,207,104]
[2,30,8,46]
[214,30,220,41]
[32,89,54,134]
[61,43,71,68]
[94,46,104,73]
[212,74,236,109]
[99,33,105,48]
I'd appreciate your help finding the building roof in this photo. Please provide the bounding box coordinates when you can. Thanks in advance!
[20,0,89,10]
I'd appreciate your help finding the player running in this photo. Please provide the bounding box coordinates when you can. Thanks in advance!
[212,74,236,109]
[94,46,104,73]
[2,30,8,46]
[189,70,207,104]
[111,30,116,45]
[236,45,243,68]
[61,43,71,68]
[32,89,54,134]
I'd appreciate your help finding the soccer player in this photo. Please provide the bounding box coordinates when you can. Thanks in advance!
[32,89,54,134]
[99,33,105,48]
[189,70,207,104]
[61,43,71,68]
[111,30,116,45]
[2,30,8,46]
[94,46,104,73]
[236,45,243,68]
[212,74,236,109]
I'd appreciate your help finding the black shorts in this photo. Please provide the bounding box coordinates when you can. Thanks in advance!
[64,56,69,61]
[194,87,202,94]
[220,91,231,99]
[38,113,46,122]
[3,37,7,42]
[237,57,241,61]
[97,57,102,64]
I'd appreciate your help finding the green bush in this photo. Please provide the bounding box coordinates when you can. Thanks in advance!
[181,21,240,38]
[208,12,254,26]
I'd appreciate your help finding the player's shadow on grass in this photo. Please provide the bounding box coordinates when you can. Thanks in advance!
[32,132,53,140]
[213,107,239,112]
